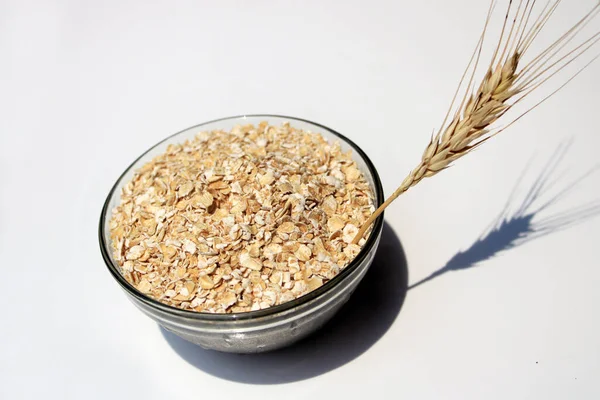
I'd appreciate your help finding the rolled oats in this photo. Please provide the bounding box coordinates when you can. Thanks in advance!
[109,122,374,313]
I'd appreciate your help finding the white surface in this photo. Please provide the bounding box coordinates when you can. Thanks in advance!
[2,0,600,398]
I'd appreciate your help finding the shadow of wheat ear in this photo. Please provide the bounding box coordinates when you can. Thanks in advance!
[353,0,600,244]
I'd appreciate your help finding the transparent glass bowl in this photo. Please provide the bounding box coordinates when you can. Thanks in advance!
[99,115,384,353]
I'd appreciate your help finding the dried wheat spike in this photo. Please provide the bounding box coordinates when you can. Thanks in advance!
[353,0,600,244]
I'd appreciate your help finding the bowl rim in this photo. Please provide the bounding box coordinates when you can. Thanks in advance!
[98,114,384,321]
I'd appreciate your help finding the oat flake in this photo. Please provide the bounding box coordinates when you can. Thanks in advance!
[109,122,375,313]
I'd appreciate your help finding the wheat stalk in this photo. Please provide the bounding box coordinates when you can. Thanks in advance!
[352,0,600,244]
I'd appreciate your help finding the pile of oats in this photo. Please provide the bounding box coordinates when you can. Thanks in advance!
[109,122,375,313]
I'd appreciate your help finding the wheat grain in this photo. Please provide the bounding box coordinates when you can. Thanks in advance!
[352,0,600,244]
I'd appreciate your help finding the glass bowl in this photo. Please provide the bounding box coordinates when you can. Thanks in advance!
[99,115,384,353]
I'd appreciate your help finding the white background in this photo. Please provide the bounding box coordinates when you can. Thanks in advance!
[2,0,600,398]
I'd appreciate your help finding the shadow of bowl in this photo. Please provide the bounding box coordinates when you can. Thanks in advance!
[161,222,408,384]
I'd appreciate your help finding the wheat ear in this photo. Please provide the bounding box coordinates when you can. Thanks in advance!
[352,0,600,244]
